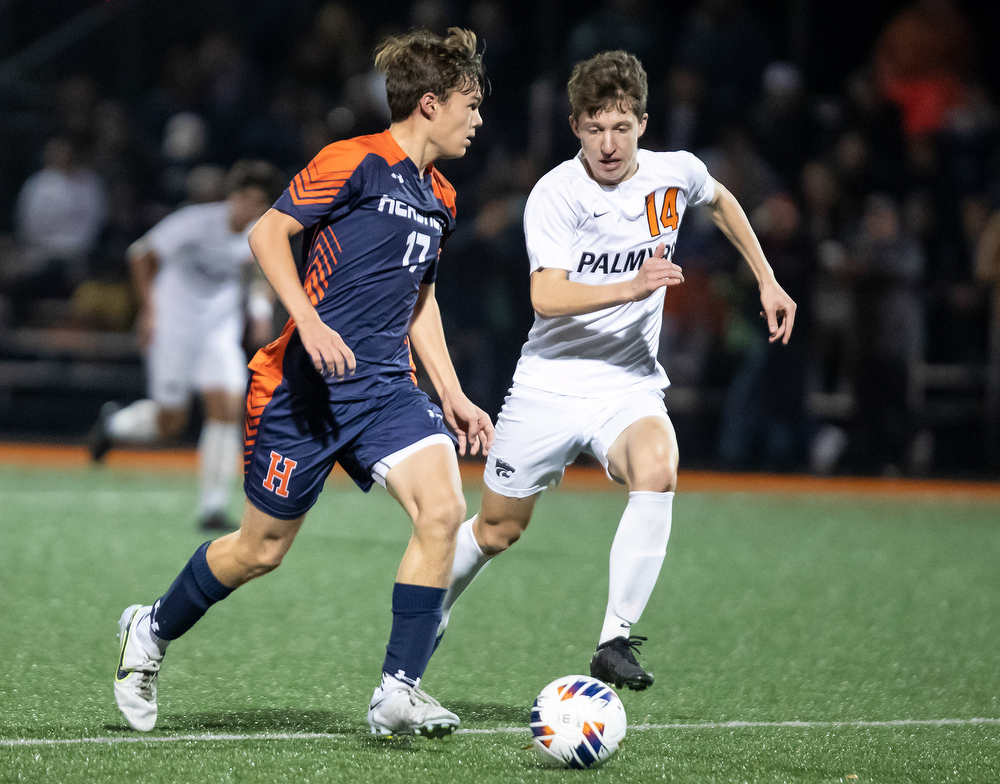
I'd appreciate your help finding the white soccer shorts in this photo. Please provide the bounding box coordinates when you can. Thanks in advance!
[148,315,247,408]
[483,384,671,498]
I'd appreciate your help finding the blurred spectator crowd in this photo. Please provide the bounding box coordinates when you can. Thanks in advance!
[1,0,999,477]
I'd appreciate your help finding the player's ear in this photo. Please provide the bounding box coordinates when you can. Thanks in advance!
[417,92,437,120]
[569,115,581,139]
[638,113,648,137]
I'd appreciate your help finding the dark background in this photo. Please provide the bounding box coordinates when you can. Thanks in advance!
[1,0,998,479]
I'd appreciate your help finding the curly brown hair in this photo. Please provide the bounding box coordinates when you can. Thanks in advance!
[374,27,486,123]
[225,159,286,204]
[567,50,648,121]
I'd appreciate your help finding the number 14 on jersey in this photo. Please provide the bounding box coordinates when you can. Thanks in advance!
[645,188,679,237]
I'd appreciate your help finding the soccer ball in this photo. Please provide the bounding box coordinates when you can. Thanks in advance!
[529,675,627,769]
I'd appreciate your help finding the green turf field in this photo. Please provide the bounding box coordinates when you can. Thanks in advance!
[1,464,998,783]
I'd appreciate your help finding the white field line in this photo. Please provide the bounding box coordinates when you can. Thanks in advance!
[3,717,999,747]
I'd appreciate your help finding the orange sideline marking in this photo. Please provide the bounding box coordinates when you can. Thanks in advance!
[1,443,998,499]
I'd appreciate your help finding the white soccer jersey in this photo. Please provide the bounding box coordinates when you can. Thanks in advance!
[144,201,253,339]
[513,148,715,397]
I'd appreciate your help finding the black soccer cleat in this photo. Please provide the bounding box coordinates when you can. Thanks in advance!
[589,635,654,691]
[88,402,121,462]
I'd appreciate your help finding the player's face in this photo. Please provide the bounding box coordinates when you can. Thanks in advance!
[571,108,648,187]
[431,86,483,160]
[228,187,271,232]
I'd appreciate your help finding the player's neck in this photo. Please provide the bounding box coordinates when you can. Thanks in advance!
[388,123,435,178]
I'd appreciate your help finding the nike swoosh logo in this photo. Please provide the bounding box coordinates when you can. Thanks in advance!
[115,608,140,681]
[593,211,610,218]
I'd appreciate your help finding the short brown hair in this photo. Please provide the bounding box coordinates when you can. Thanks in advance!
[567,50,648,121]
[374,27,486,123]
[226,159,287,204]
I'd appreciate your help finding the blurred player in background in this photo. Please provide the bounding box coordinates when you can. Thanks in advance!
[437,50,796,689]
[113,28,493,738]
[90,160,286,532]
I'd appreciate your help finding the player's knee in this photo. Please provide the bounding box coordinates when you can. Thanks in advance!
[417,495,466,542]
[234,537,288,581]
[156,410,187,442]
[629,450,678,492]
[477,517,523,555]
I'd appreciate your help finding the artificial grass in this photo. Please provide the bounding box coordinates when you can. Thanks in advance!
[1,465,998,782]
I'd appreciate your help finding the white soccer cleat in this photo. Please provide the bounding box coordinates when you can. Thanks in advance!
[367,678,460,738]
[114,604,162,732]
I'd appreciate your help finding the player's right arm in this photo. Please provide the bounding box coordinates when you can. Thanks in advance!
[126,239,157,351]
[248,208,356,378]
[525,172,685,319]
[530,245,684,318]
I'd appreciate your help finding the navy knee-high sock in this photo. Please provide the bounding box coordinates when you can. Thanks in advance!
[149,542,233,641]
[382,583,446,684]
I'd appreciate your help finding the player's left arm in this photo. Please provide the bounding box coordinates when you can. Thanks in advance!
[708,179,797,344]
[408,282,495,456]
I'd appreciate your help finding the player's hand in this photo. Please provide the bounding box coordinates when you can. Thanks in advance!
[135,306,154,353]
[630,243,684,300]
[297,317,356,379]
[759,281,797,344]
[440,389,495,457]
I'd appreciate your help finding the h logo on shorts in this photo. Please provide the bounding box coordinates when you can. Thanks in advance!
[263,451,297,498]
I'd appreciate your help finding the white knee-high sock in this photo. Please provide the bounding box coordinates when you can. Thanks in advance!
[198,420,241,517]
[106,400,159,442]
[599,491,674,645]
[438,516,491,636]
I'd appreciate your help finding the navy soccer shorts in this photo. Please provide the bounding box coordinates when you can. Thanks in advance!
[244,377,457,520]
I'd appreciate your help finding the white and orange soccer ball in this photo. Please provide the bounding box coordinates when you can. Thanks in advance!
[529,675,627,769]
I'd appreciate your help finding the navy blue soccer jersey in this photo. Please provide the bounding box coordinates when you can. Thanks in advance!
[252,130,458,402]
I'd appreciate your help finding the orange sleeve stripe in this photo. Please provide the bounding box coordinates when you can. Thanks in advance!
[287,139,373,206]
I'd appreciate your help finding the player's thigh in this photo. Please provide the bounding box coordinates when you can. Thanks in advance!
[147,333,194,413]
[195,318,248,406]
[243,377,339,521]
[604,415,679,492]
[156,405,189,441]
[384,441,466,538]
[201,388,244,423]
[483,385,587,498]
[589,389,677,490]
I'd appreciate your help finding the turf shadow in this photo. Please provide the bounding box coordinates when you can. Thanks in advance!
[152,708,361,735]
[445,701,527,725]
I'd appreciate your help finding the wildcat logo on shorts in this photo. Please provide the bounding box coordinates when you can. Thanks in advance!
[495,459,516,478]
[263,450,298,498]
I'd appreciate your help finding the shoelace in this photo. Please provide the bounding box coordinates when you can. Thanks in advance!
[134,667,157,700]
[405,683,442,708]
[620,635,648,663]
